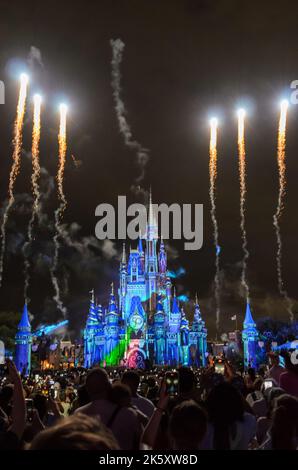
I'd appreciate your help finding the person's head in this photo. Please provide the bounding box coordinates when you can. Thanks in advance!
[77,384,90,407]
[29,413,119,450]
[247,367,256,381]
[85,368,111,401]
[206,382,246,449]
[121,371,140,396]
[178,367,196,395]
[169,400,207,450]
[32,393,48,421]
[253,377,263,391]
[271,394,298,450]
[0,384,14,406]
[110,383,132,407]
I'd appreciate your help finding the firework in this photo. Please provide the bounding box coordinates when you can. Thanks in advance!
[23,94,42,303]
[209,117,221,330]
[50,104,68,317]
[273,99,293,322]
[110,38,149,193]
[237,108,250,301]
[0,73,29,287]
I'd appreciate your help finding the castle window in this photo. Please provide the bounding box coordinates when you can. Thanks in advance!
[132,275,137,281]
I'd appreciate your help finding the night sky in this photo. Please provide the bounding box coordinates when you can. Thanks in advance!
[0,0,298,335]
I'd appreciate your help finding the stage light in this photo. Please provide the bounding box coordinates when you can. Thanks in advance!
[280,99,289,111]
[237,108,246,119]
[209,117,218,127]
[59,103,68,113]
[20,73,29,84]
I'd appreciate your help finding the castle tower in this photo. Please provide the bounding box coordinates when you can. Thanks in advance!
[84,289,102,368]
[180,307,189,365]
[242,301,258,369]
[104,283,120,365]
[138,235,145,273]
[158,238,167,276]
[146,190,158,310]
[191,295,208,366]
[119,243,127,317]
[15,304,32,376]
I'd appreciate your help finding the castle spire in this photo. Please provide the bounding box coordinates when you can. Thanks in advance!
[15,304,32,375]
[243,301,256,328]
[147,188,158,239]
[86,290,99,325]
[89,288,95,304]
[108,282,118,314]
[121,243,126,264]
[18,303,31,330]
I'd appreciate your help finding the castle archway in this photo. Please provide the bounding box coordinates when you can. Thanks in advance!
[127,348,146,369]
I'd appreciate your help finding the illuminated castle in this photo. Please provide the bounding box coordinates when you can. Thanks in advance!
[84,194,208,368]
[242,301,259,369]
[15,304,32,376]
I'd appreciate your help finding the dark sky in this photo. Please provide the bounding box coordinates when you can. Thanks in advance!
[0,0,298,335]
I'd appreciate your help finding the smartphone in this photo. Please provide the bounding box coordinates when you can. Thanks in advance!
[263,380,274,390]
[214,358,225,375]
[25,398,34,422]
[165,371,179,397]
[0,364,8,378]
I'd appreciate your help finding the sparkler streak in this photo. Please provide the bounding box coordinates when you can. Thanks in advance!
[50,104,68,317]
[273,100,293,322]
[237,109,250,301]
[23,94,42,303]
[0,74,28,287]
[209,118,221,330]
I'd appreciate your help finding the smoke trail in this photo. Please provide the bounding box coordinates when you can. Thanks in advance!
[237,109,250,301]
[273,100,293,322]
[0,73,29,287]
[209,118,221,330]
[23,94,42,304]
[110,38,149,191]
[50,104,68,317]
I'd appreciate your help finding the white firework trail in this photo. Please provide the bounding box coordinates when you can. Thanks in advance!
[237,108,250,302]
[50,104,68,317]
[209,117,221,331]
[23,94,42,304]
[273,99,294,322]
[0,73,29,287]
[110,38,149,189]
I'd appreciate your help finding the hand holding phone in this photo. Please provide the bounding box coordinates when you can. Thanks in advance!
[214,358,225,375]
[165,371,179,398]
[25,398,35,422]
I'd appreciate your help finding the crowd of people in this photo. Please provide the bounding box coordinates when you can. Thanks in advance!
[0,352,297,451]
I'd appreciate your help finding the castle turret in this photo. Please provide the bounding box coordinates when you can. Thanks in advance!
[242,301,258,369]
[104,283,120,365]
[180,307,189,365]
[15,304,32,376]
[158,238,167,275]
[191,295,208,366]
[84,289,103,368]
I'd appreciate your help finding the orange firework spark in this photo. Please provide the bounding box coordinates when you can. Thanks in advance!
[273,100,293,322]
[209,117,221,331]
[51,104,68,316]
[0,73,29,287]
[23,94,42,303]
[237,108,250,301]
